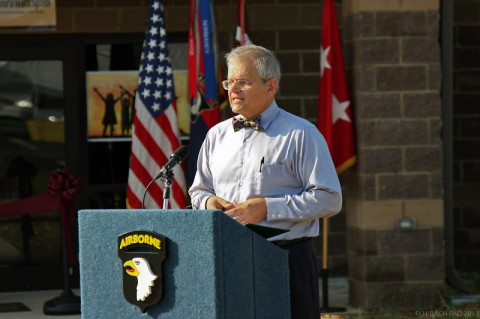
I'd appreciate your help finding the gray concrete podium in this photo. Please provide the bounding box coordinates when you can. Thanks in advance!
[78,209,290,318]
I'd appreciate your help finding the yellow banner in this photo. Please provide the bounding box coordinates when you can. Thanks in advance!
[0,0,56,27]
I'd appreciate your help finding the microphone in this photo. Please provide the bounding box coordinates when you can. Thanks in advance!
[142,145,188,209]
[154,145,189,180]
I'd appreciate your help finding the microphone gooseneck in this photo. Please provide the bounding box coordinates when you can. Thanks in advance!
[154,145,189,181]
[142,145,189,209]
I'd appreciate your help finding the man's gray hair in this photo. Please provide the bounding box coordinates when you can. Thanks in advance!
[225,44,281,83]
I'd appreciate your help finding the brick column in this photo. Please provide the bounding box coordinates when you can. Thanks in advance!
[342,0,446,309]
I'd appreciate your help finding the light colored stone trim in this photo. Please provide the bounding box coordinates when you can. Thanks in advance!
[404,200,444,227]
[346,200,402,230]
[346,199,444,230]
[343,0,439,14]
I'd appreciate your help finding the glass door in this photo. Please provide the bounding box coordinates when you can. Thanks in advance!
[0,43,76,291]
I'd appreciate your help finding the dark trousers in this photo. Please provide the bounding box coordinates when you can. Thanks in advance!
[275,238,320,319]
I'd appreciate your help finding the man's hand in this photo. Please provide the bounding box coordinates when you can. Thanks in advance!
[205,196,235,211]
[224,198,267,225]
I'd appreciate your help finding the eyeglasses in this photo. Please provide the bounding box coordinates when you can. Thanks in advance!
[221,80,254,91]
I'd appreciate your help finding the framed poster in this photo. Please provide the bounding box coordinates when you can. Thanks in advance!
[86,70,189,142]
[86,71,138,141]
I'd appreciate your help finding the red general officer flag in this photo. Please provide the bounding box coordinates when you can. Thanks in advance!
[126,0,187,209]
[317,0,356,174]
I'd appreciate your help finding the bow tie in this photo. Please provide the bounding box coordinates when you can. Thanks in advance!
[232,115,263,132]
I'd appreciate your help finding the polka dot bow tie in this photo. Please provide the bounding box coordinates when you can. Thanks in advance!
[232,115,263,132]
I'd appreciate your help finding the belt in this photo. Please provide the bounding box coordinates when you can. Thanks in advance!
[272,237,311,248]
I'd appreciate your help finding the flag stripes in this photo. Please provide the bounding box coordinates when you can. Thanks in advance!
[127,0,187,209]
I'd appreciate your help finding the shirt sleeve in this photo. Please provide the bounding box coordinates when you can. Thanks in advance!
[265,126,342,221]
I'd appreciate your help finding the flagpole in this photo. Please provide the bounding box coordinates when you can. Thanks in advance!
[317,0,355,313]
[320,217,346,313]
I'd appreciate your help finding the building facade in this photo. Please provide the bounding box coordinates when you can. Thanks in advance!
[0,0,478,311]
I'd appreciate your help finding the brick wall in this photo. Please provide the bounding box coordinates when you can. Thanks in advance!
[453,0,480,272]
[343,0,445,310]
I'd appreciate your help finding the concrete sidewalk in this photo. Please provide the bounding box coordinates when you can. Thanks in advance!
[0,277,353,318]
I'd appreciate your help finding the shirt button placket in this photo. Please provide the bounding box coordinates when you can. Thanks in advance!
[238,131,246,190]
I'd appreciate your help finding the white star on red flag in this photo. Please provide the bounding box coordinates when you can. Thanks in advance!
[320,46,332,76]
[317,0,356,174]
[332,94,351,124]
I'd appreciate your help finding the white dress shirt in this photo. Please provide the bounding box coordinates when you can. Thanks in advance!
[189,101,342,241]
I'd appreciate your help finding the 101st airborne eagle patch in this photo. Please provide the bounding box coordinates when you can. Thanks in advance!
[118,231,167,313]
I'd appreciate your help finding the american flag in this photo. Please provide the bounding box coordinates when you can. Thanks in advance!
[126,0,187,209]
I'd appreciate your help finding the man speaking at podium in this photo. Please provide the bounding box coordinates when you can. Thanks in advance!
[189,44,342,319]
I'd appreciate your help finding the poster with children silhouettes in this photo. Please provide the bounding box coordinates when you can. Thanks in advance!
[86,71,138,140]
[86,71,189,141]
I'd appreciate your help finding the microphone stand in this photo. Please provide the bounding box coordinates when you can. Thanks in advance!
[141,169,174,209]
[141,145,188,209]
[43,205,80,315]
[160,170,174,209]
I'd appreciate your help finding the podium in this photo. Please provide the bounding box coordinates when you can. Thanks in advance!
[78,209,290,318]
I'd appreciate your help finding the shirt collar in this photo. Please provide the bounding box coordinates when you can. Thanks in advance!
[232,101,279,131]
[257,100,279,131]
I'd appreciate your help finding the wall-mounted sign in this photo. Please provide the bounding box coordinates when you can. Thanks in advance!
[0,0,56,28]
[118,231,167,313]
